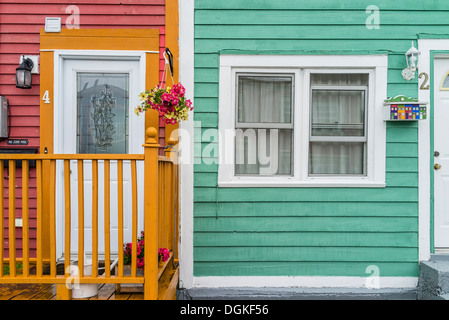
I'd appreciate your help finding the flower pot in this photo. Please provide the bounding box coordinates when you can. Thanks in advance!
[71,259,99,299]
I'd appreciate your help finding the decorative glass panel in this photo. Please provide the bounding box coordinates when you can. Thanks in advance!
[441,72,449,90]
[77,73,129,154]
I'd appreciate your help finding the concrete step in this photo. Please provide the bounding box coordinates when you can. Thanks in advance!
[178,287,417,300]
[418,254,449,300]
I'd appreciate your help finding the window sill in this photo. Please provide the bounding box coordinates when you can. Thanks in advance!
[218,178,386,188]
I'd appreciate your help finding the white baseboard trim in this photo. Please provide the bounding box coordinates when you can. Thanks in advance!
[191,276,418,289]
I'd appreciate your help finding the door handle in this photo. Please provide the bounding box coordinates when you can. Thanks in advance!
[434,163,442,170]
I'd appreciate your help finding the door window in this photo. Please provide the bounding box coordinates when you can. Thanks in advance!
[77,73,130,154]
[440,71,449,91]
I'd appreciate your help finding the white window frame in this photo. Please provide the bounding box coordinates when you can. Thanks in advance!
[218,55,387,187]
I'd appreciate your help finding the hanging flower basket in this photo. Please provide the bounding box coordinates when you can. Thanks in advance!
[134,83,193,124]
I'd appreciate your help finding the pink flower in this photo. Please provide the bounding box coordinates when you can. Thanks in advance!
[158,248,170,262]
[172,83,186,96]
[137,257,144,269]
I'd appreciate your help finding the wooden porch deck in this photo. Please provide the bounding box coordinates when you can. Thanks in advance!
[0,283,144,300]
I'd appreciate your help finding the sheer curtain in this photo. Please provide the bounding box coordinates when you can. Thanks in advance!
[309,74,368,175]
[235,75,293,176]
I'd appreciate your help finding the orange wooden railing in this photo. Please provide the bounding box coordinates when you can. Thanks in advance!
[0,127,178,300]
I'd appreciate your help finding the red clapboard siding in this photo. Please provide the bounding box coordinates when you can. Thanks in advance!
[0,0,168,259]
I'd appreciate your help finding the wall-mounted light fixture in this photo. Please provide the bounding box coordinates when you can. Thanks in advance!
[402,41,421,81]
[15,56,34,89]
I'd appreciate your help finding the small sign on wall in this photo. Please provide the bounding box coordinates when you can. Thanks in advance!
[7,139,29,145]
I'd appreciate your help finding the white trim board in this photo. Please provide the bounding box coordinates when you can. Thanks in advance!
[416,39,449,262]
[193,276,418,289]
[178,0,195,290]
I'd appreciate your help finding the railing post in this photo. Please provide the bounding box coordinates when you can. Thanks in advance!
[165,138,178,260]
[143,127,160,300]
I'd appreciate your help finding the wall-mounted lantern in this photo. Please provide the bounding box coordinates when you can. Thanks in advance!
[402,41,421,81]
[15,57,34,89]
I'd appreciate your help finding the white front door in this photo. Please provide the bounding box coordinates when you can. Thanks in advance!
[56,56,145,259]
[434,56,449,249]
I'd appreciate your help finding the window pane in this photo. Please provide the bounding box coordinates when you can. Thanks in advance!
[235,129,292,176]
[309,142,365,175]
[77,73,129,154]
[442,72,449,89]
[311,73,369,86]
[309,73,369,176]
[237,75,292,124]
[311,89,365,137]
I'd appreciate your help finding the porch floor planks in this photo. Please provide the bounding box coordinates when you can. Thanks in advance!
[0,283,145,300]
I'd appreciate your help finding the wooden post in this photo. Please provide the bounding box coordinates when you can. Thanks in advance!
[143,127,160,300]
[165,138,178,258]
[56,284,72,300]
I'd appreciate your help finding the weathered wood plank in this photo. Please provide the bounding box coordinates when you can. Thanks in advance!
[195,9,449,25]
[194,216,418,232]
[193,187,418,202]
[195,0,449,10]
[195,25,449,40]
[194,231,418,247]
[194,246,418,262]
[194,261,419,277]
[193,201,418,217]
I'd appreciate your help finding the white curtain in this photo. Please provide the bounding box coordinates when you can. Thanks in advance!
[309,142,364,175]
[235,76,292,175]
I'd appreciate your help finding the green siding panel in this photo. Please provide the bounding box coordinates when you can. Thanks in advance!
[194,187,418,202]
[193,201,418,217]
[195,0,449,10]
[194,217,418,233]
[191,0,437,278]
[194,232,418,247]
[194,246,418,262]
[195,25,449,40]
[196,10,449,26]
[386,143,418,157]
[194,262,419,277]
[195,39,415,54]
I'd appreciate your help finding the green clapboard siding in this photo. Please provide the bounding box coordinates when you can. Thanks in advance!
[192,0,446,278]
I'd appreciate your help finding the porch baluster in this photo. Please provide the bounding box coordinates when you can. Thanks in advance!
[143,127,159,300]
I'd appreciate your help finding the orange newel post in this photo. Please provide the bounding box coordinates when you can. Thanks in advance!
[143,127,160,300]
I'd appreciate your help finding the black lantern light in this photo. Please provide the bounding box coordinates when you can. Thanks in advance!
[16,57,34,89]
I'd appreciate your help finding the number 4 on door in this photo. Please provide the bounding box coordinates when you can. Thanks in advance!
[42,90,51,104]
